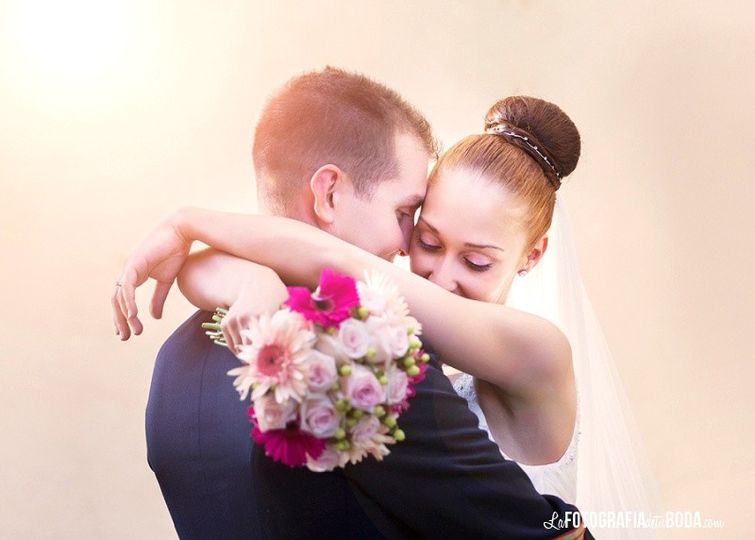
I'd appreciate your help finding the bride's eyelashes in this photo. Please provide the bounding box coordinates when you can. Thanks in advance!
[417,237,441,251]
[417,235,494,273]
[463,259,493,272]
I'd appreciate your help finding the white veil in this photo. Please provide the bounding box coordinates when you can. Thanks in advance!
[507,198,662,539]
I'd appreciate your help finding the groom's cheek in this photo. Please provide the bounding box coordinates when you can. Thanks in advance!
[399,216,415,255]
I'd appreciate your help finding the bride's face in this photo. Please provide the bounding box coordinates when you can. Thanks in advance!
[409,167,532,304]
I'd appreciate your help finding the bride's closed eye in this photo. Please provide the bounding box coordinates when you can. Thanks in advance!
[417,235,441,251]
[463,258,493,272]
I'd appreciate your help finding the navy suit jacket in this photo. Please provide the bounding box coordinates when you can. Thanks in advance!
[147,310,591,539]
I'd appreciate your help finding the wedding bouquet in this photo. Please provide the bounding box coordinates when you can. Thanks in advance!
[202,267,429,472]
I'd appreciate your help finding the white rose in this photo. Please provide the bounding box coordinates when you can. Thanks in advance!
[385,320,409,358]
[337,319,370,359]
[385,366,409,405]
[365,316,394,365]
[315,334,348,363]
[304,350,337,393]
[254,394,296,432]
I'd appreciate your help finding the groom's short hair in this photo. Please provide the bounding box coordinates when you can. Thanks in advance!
[253,67,437,215]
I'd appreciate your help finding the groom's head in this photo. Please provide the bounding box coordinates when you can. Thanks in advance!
[253,67,437,260]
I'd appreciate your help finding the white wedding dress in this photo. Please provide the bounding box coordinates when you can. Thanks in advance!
[452,373,580,504]
[451,198,660,539]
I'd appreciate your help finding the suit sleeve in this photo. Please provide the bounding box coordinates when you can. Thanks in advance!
[342,361,591,539]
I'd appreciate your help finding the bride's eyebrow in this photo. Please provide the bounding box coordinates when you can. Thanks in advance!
[417,216,438,232]
[419,217,504,252]
[464,242,504,252]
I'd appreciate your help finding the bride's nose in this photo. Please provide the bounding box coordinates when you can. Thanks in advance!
[428,257,458,293]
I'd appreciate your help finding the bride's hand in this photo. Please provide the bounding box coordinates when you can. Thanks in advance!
[112,212,192,340]
[220,277,288,355]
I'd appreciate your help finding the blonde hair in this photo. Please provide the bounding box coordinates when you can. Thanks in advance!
[253,67,439,215]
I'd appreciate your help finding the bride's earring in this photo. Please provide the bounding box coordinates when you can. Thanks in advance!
[517,269,528,277]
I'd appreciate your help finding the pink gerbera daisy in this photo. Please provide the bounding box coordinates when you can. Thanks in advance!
[248,406,326,467]
[285,267,359,329]
[228,309,315,403]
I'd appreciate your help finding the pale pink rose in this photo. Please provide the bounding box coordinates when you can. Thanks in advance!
[365,315,409,363]
[337,319,370,359]
[384,320,409,357]
[315,334,348,363]
[385,366,409,405]
[254,394,296,432]
[300,396,341,438]
[306,445,340,472]
[364,317,392,365]
[350,416,381,445]
[304,350,337,393]
[343,364,385,411]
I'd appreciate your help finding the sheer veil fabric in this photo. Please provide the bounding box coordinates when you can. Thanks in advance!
[506,197,662,539]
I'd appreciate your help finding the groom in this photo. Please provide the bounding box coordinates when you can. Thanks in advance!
[116,67,590,538]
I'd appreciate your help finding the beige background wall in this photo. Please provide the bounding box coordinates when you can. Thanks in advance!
[1,1,752,538]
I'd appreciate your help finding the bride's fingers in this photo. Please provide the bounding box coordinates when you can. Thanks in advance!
[119,284,143,336]
[121,280,141,331]
[113,289,131,340]
[231,317,245,355]
[150,281,173,319]
[221,317,237,355]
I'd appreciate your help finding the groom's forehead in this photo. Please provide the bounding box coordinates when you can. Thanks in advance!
[399,193,425,208]
[372,179,426,209]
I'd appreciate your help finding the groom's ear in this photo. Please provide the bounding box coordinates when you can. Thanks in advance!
[309,164,344,225]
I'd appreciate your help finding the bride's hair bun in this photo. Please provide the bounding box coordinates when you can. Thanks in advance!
[484,96,581,180]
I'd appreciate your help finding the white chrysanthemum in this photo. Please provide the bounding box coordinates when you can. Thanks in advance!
[402,315,422,337]
[358,270,409,318]
[227,309,316,403]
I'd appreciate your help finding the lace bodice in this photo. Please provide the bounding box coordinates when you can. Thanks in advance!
[452,373,580,504]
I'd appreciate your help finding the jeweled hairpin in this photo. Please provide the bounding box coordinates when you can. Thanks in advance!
[485,124,562,189]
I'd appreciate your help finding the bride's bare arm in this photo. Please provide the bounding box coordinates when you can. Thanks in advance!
[172,208,571,395]
[176,248,288,352]
[177,248,285,312]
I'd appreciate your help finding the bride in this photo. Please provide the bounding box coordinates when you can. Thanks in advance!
[115,96,656,535]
